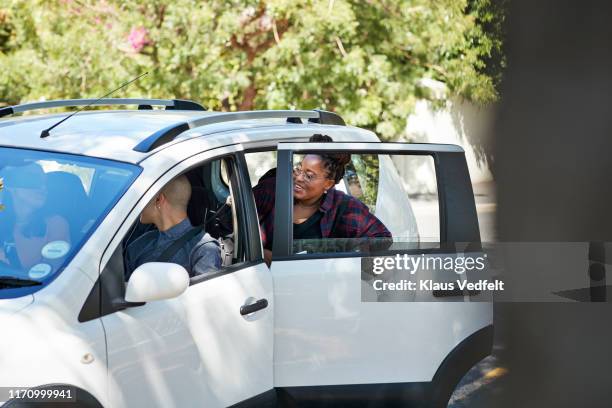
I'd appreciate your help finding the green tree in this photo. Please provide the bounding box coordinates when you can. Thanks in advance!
[0,0,504,140]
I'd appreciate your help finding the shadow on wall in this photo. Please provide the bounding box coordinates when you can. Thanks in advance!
[401,82,496,187]
[449,99,496,178]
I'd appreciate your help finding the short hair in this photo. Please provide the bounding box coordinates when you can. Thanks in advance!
[161,175,191,210]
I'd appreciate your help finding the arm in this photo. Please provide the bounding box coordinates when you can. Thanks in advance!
[252,174,277,250]
[263,248,273,267]
[124,244,136,281]
[359,213,392,238]
[124,232,156,281]
[252,175,276,222]
[342,198,393,251]
[343,198,392,239]
[359,212,393,251]
[191,239,222,276]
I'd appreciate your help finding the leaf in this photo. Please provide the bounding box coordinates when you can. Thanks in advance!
[0,0,505,140]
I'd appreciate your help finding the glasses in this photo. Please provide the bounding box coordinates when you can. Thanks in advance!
[292,166,327,184]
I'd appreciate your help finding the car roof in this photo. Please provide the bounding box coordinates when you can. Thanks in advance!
[0,110,376,164]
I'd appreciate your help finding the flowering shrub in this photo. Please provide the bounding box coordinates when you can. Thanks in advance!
[0,0,505,141]
[127,26,151,53]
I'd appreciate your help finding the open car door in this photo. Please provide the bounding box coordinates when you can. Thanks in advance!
[269,142,493,407]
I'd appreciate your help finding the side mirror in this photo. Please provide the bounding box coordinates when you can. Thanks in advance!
[125,262,190,303]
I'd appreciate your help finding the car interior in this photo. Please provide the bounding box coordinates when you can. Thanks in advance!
[120,157,239,279]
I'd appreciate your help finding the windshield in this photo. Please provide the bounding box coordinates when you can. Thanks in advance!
[0,147,140,298]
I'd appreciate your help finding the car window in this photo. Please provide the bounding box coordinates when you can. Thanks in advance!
[37,160,95,193]
[246,149,440,256]
[245,151,277,186]
[86,153,261,320]
[0,147,140,298]
[210,159,230,202]
[119,156,246,284]
[389,154,440,243]
[288,151,439,255]
[343,154,379,212]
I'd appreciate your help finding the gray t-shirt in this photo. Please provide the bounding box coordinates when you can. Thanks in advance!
[125,218,221,279]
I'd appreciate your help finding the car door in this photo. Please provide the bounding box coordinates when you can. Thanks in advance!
[268,142,493,406]
[96,147,274,408]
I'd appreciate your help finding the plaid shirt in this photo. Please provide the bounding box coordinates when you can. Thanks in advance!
[253,171,391,250]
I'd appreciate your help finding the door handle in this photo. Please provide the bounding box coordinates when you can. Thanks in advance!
[240,298,268,315]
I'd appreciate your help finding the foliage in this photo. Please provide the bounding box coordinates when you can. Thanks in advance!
[0,0,505,140]
[351,154,380,211]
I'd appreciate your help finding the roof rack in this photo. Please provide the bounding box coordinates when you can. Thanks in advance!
[133,109,346,153]
[0,98,205,118]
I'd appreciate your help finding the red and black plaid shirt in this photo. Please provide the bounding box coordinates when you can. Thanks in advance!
[252,171,391,250]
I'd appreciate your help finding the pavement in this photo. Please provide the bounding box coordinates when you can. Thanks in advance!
[448,355,507,407]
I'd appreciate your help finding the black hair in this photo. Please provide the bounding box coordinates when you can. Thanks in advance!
[308,134,351,183]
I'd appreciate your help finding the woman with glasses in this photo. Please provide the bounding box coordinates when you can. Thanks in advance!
[253,134,391,266]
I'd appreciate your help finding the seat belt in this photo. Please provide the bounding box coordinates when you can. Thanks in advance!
[157,227,203,263]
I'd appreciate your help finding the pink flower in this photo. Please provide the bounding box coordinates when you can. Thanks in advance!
[127,26,152,53]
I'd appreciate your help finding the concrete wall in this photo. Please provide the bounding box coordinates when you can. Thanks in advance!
[396,91,497,241]
[398,97,495,193]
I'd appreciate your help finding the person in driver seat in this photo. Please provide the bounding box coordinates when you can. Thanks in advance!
[0,163,70,271]
[124,175,221,279]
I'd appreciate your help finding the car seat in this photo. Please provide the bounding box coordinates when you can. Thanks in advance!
[187,178,233,267]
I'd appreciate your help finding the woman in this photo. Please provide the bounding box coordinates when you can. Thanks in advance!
[253,134,391,265]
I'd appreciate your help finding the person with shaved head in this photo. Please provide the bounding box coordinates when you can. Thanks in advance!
[125,175,221,279]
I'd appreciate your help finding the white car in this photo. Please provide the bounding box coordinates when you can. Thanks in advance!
[0,99,492,408]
